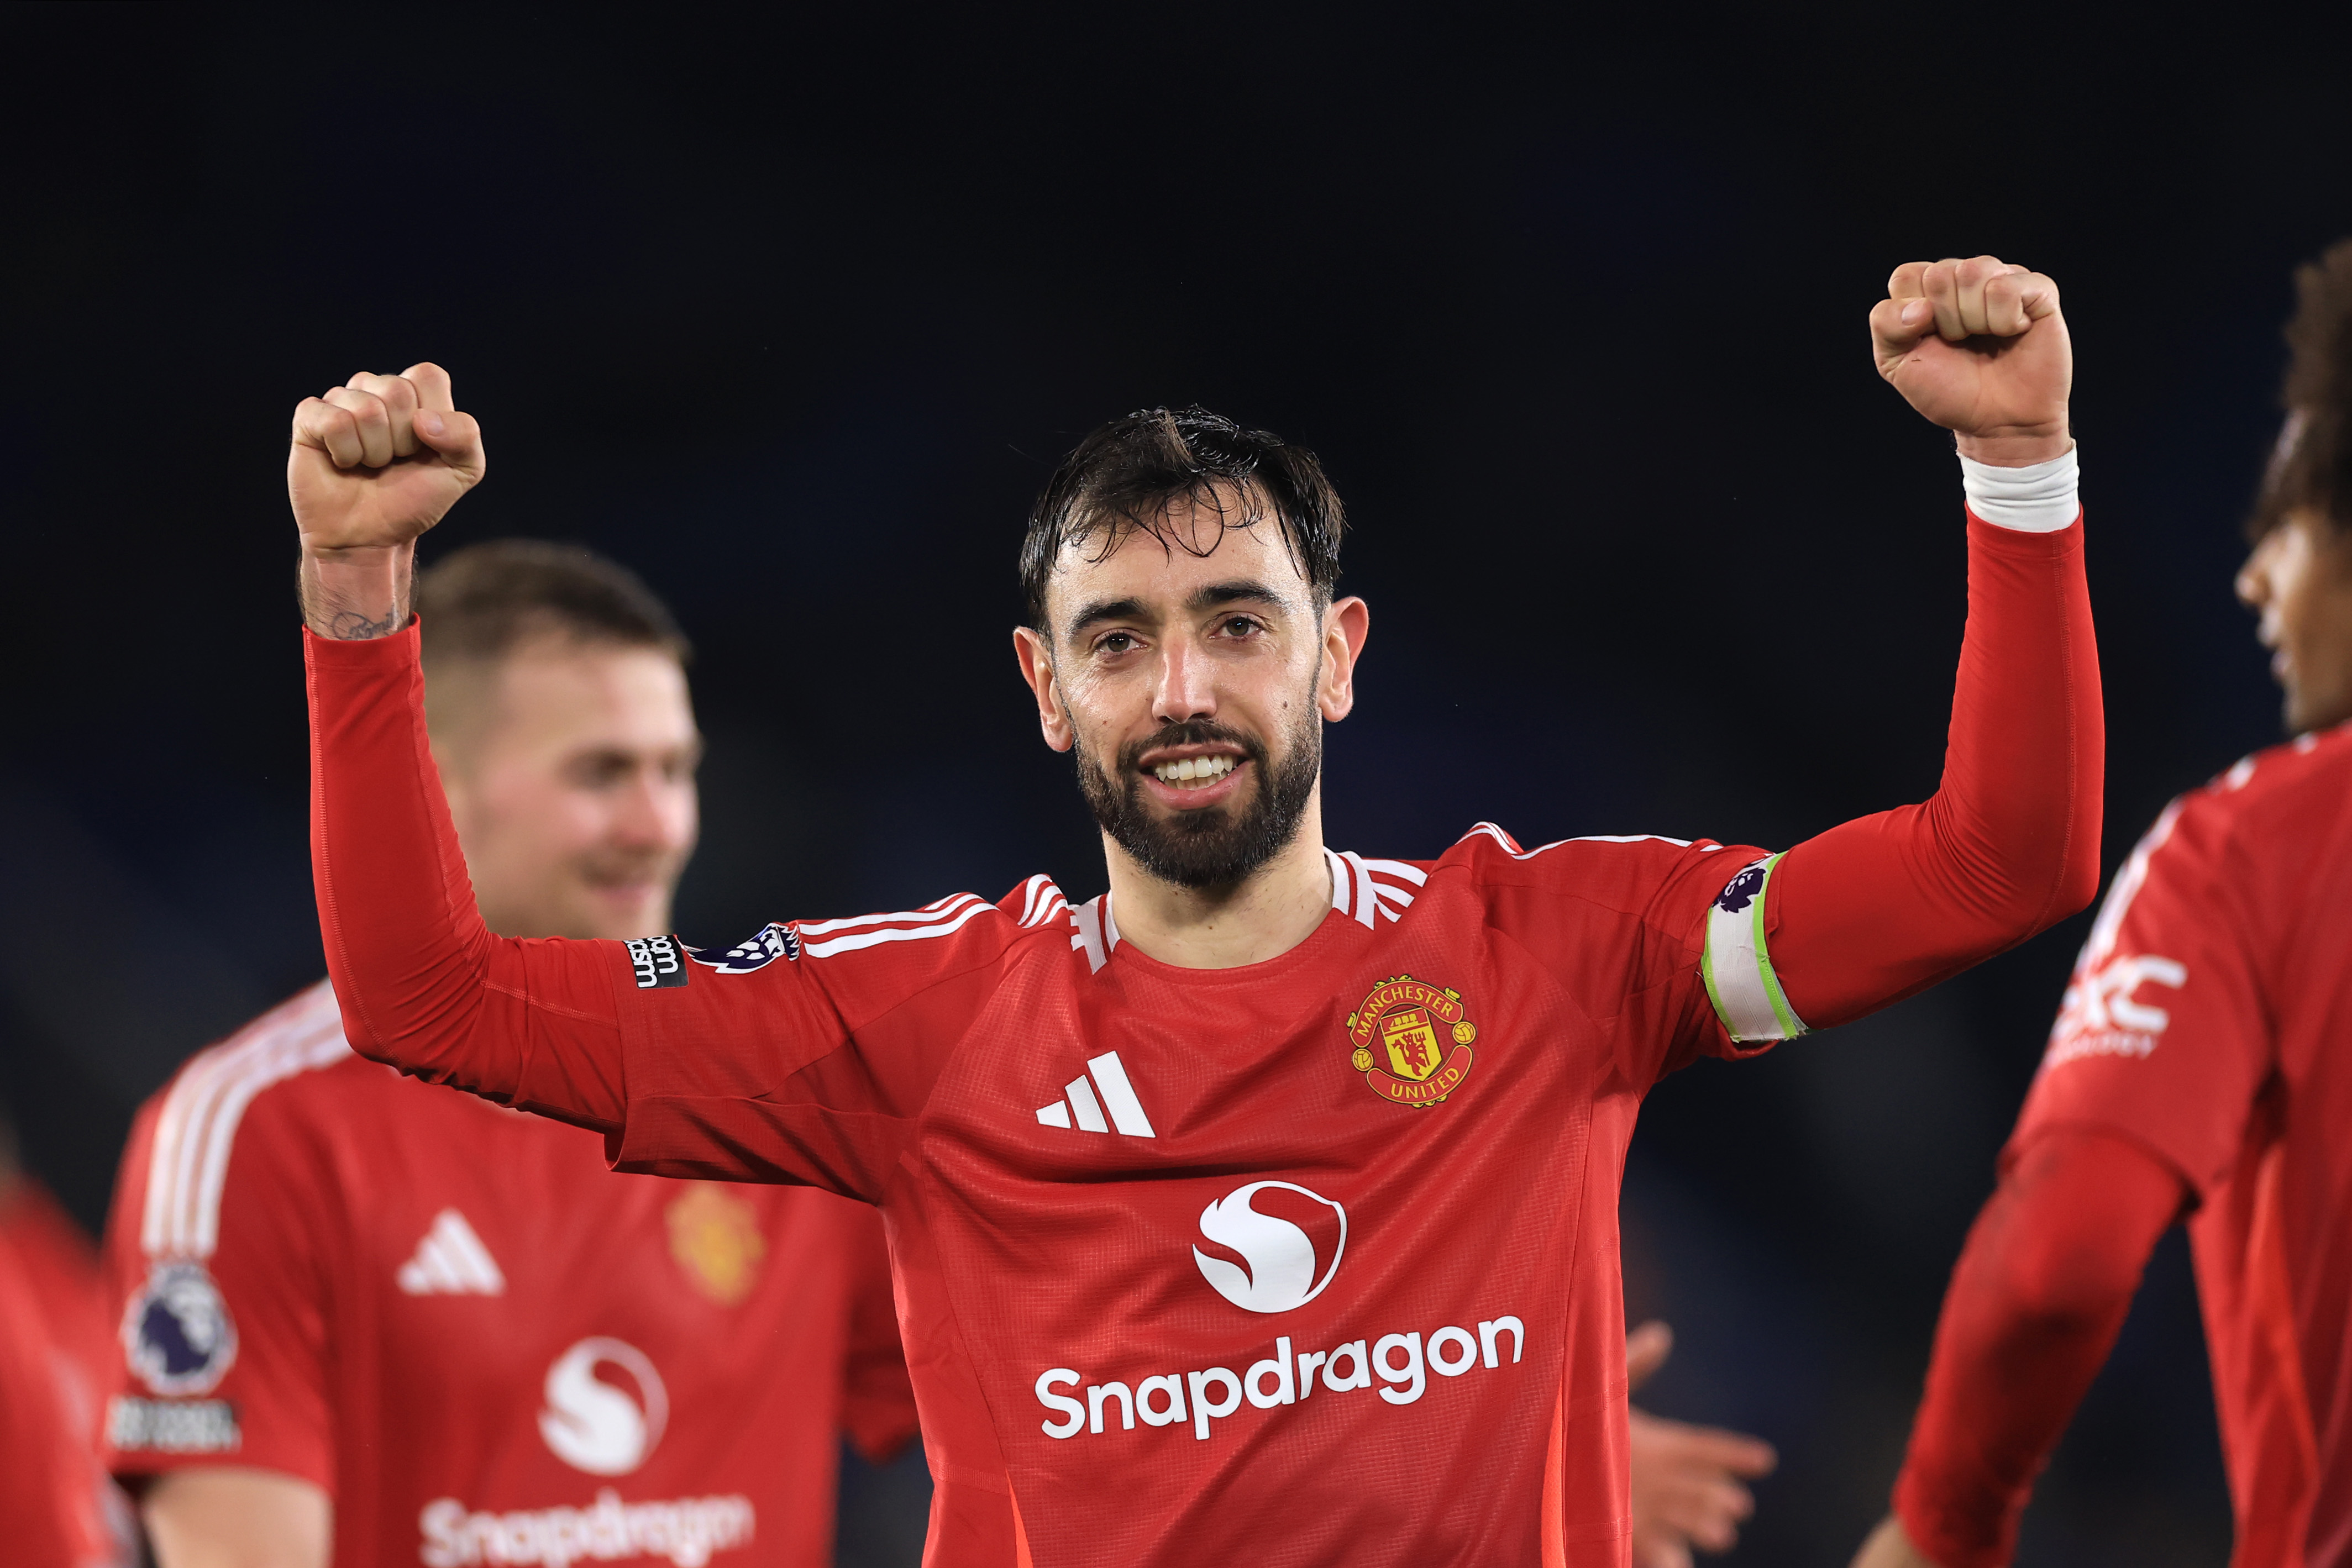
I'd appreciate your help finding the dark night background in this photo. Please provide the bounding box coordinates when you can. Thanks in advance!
[4,7,2343,1564]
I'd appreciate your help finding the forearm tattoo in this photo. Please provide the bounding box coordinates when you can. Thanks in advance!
[326,608,402,639]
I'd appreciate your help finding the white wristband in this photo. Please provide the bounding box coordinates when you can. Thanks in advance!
[1959,445,2079,533]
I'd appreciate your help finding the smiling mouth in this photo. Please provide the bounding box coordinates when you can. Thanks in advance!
[1148,755,1240,790]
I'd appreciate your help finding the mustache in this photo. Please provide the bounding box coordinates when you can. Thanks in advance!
[1116,719,1267,774]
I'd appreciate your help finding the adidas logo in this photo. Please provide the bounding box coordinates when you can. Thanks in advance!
[1037,1051,1157,1137]
[397,1208,507,1296]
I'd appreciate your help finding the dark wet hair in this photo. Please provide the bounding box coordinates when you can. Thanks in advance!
[1020,407,1345,631]
[416,539,690,669]
[2253,239,2352,541]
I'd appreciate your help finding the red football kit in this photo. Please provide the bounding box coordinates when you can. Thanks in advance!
[1897,724,2352,1568]
[0,1207,116,1568]
[1,1178,132,1568]
[307,512,2099,1567]
[98,980,917,1568]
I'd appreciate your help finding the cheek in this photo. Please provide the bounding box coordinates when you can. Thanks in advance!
[479,779,606,859]
[666,784,702,846]
[1060,671,1137,736]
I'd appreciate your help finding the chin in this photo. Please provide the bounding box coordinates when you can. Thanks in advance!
[579,890,668,942]
[2283,681,2352,736]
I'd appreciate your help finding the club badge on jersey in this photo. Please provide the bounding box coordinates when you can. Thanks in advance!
[1345,975,1478,1108]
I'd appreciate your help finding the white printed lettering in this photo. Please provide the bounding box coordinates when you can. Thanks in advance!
[1188,1367,1243,1439]
[417,1488,753,1568]
[1428,1326,1479,1377]
[1036,1369,1084,1439]
[1136,1375,1187,1427]
[1374,1333,1426,1406]
[1322,1340,1372,1392]
[1245,1337,1295,1408]
[1089,1381,1134,1433]
[1031,1309,1526,1445]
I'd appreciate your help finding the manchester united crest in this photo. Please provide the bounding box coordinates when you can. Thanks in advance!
[666,1184,768,1306]
[1346,974,1477,1108]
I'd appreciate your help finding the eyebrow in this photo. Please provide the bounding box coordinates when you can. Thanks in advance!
[1062,580,1294,644]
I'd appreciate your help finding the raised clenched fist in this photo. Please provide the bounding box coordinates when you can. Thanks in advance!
[1871,256,2071,466]
[288,363,485,552]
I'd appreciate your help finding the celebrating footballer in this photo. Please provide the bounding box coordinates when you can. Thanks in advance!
[287,254,2098,1565]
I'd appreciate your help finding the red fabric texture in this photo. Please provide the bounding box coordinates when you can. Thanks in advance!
[1992,725,2352,1565]
[1,1180,125,1568]
[1770,513,2103,1027]
[97,980,916,1568]
[0,1220,108,1567]
[1893,1129,2185,1568]
[303,512,2098,1566]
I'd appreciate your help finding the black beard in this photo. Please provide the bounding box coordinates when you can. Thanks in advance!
[1076,710,1321,891]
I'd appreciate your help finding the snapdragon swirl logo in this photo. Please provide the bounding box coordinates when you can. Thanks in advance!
[1191,1180,1348,1314]
[538,1337,670,1476]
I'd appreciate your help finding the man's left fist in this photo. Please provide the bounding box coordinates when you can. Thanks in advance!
[1871,256,2071,466]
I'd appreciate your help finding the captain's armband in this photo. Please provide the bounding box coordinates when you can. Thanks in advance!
[1699,854,1810,1045]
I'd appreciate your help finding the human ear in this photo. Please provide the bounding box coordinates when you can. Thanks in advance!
[1316,597,1371,722]
[1012,627,1075,753]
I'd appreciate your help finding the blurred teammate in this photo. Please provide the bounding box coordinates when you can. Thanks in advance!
[99,543,915,1568]
[0,1125,123,1568]
[1852,241,2352,1568]
[295,253,2098,1565]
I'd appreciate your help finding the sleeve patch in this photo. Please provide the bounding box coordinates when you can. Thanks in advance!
[624,936,690,990]
[1699,854,1809,1044]
[122,1261,239,1396]
[107,1396,241,1454]
[685,923,800,974]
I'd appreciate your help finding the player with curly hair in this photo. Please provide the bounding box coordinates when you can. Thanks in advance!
[1855,240,2352,1568]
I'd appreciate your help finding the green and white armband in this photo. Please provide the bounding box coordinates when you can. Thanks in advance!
[1699,853,1810,1044]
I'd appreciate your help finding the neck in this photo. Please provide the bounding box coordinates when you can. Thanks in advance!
[1100,788,1334,969]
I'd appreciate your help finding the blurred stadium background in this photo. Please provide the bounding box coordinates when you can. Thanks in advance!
[8,8,2351,1563]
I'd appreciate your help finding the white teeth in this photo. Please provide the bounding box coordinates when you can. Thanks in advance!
[1152,755,1237,787]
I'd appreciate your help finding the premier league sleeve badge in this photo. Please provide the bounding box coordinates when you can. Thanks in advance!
[122,1260,240,1396]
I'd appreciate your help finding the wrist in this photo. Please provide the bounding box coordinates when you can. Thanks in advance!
[1959,445,2078,534]
[1954,426,2071,467]
[300,540,414,640]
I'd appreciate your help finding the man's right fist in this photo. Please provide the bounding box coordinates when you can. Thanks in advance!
[288,364,485,551]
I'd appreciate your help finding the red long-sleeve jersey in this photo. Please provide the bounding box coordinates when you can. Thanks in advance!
[308,512,2098,1567]
[1898,723,2352,1568]
[96,982,917,1568]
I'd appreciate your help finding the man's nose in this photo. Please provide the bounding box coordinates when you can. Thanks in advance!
[1151,636,1217,725]
[612,771,696,853]
[2236,557,2267,610]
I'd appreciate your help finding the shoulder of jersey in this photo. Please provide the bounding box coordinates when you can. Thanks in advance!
[1433,820,1735,883]
[135,980,362,1261]
[804,832,1720,979]
[842,855,1437,978]
[2183,723,2352,832]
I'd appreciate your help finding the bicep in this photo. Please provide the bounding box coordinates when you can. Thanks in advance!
[1757,809,2023,1032]
[1978,1129,2187,1314]
[602,922,1007,1197]
[143,1468,330,1568]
